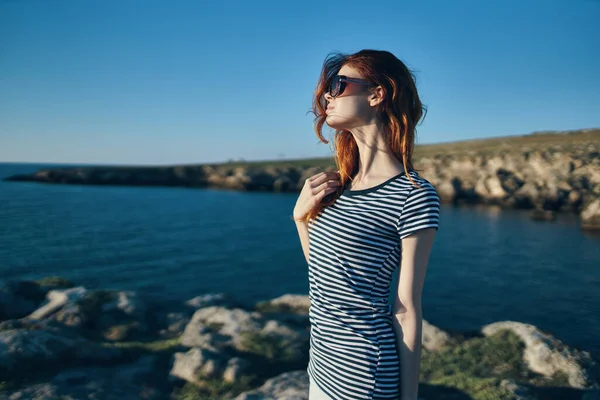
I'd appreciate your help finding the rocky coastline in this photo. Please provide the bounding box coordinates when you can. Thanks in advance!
[4,129,600,231]
[1,276,599,400]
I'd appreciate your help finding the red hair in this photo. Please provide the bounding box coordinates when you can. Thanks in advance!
[301,49,427,224]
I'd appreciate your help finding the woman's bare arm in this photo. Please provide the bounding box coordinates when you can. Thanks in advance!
[295,220,310,264]
[391,227,436,400]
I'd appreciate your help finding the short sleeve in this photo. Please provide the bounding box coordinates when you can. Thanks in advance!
[396,182,441,239]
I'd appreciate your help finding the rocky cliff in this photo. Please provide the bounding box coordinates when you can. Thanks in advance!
[4,128,600,230]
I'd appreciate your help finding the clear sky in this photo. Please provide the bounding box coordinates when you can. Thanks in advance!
[1,0,598,165]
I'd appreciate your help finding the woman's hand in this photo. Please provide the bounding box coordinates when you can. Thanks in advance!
[293,171,341,221]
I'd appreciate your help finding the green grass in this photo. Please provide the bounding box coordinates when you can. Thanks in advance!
[410,128,599,159]
[76,290,118,318]
[204,128,599,169]
[418,328,590,398]
[238,331,301,362]
[34,276,75,288]
[423,373,515,400]
[546,370,572,387]
[101,337,181,352]
[172,375,256,400]
[420,329,529,382]
[254,301,310,315]
[419,329,535,399]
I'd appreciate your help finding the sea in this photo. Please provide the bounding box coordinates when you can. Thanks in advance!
[1,162,599,358]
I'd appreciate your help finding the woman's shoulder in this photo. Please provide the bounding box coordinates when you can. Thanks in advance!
[395,171,440,200]
[396,170,436,188]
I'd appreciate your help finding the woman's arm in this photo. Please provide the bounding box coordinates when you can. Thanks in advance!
[295,220,310,264]
[391,227,437,400]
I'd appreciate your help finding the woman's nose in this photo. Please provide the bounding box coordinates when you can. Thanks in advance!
[324,91,333,101]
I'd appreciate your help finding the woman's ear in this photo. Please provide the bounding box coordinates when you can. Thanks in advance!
[369,86,385,107]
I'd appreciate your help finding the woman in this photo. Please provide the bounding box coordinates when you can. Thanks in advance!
[293,49,441,400]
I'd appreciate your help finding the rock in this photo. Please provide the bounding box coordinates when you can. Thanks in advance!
[511,182,540,209]
[568,190,583,208]
[261,320,297,336]
[95,291,151,340]
[170,347,225,385]
[0,325,122,377]
[6,383,61,399]
[231,370,309,400]
[180,306,262,349]
[158,312,190,337]
[540,184,570,211]
[3,129,598,220]
[34,276,75,291]
[103,324,137,341]
[482,321,598,388]
[448,159,478,177]
[436,181,457,203]
[256,294,310,314]
[185,293,237,310]
[0,280,46,321]
[246,170,277,191]
[500,379,537,400]
[180,306,309,362]
[485,176,509,198]
[497,168,525,194]
[4,355,164,400]
[530,208,556,221]
[273,176,294,192]
[223,357,252,383]
[26,289,112,330]
[101,290,147,321]
[16,288,152,341]
[25,287,87,321]
[422,320,451,351]
[251,320,309,361]
[581,198,600,231]
[0,319,25,331]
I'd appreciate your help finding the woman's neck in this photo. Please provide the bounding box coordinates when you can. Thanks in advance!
[348,124,405,183]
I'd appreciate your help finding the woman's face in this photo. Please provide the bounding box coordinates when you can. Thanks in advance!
[325,64,375,130]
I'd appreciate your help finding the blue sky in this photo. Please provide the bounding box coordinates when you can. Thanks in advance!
[1,0,598,165]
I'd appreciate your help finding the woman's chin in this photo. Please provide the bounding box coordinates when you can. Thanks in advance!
[325,115,347,130]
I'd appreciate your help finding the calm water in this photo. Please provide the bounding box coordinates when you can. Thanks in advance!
[1,162,599,358]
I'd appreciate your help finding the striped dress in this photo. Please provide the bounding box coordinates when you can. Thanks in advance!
[306,170,441,400]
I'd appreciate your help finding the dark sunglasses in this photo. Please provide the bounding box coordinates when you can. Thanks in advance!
[327,74,375,98]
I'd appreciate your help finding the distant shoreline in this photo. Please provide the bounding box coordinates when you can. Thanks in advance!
[3,128,600,230]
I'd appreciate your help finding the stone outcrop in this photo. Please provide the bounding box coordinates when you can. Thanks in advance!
[170,345,251,386]
[179,305,310,362]
[581,199,600,231]
[0,322,122,377]
[231,370,309,400]
[482,321,598,388]
[4,130,599,230]
[422,319,452,350]
[1,278,599,399]
[5,355,163,400]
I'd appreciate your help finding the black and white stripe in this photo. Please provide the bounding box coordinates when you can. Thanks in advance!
[306,170,440,399]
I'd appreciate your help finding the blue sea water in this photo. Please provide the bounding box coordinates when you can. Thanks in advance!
[1,162,599,358]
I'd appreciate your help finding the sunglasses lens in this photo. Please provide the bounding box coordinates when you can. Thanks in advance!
[328,76,339,97]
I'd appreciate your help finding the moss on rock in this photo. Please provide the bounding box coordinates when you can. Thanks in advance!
[238,331,300,363]
[35,276,75,289]
[172,374,255,400]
